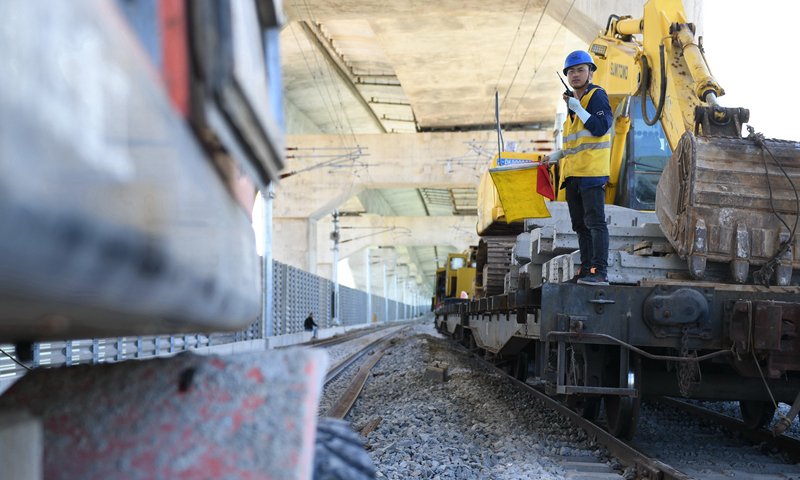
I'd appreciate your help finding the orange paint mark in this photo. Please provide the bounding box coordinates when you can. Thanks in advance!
[246,367,264,383]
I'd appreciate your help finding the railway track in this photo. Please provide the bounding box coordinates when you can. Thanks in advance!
[305,321,414,349]
[317,324,412,418]
[457,339,800,479]
[314,321,800,478]
[633,398,800,478]
[310,325,414,480]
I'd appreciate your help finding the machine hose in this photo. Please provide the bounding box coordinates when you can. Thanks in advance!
[640,44,667,127]
[747,126,800,287]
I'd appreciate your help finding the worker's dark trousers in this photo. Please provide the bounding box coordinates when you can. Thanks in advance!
[565,179,609,277]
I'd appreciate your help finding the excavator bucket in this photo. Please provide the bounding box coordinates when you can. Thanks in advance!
[656,131,800,285]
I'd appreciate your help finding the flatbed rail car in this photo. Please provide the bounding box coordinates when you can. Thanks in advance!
[436,280,800,439]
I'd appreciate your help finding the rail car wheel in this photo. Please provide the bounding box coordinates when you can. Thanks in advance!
[739,400,776,430]
[604,352,641,440]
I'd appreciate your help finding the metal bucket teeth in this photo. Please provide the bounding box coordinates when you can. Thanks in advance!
[656,131,800,285]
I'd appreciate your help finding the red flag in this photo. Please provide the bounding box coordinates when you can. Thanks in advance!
[536,163,555,200]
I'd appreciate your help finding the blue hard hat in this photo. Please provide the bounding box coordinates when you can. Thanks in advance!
[563,50,597,75]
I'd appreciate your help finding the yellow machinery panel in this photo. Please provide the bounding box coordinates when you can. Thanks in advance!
[456,267,476,299]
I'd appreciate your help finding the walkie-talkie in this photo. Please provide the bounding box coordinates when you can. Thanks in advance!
[557,72,572,97]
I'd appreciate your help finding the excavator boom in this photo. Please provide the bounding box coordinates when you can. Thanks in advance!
[592,0,800,284]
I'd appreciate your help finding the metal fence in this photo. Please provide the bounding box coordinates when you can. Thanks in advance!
[0,259,419,383]
[270,261,414,333]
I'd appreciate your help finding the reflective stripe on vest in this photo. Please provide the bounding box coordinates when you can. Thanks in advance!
[561,87,611,179]
[563,140,612,156]
[563,129,596,143]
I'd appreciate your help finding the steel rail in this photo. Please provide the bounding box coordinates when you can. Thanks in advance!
[323,327,412,418]
[456,343,694,480]
[323,326,409,385]
[325,339,396,419]
[655,397,800,460]
[310,324,396,349]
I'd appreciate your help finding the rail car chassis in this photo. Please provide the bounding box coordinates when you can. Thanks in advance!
[435,278,800,439]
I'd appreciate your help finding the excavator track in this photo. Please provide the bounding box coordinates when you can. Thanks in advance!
[476,236,516,298]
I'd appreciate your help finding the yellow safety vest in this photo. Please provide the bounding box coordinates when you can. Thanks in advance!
[561,87,611,180]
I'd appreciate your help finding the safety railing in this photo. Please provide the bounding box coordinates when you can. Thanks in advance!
[0,259,419,383]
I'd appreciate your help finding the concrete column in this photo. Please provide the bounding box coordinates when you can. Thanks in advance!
[262,185,274,337]
[307,218,317,275]
[332,212,340,325]
[393,274,398,321]
[365,248,371,324]
[383,264,388,323]
[402,280,407,319]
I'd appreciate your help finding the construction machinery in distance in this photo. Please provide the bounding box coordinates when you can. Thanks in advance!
[431,250,477,311]
[438,0,800,440]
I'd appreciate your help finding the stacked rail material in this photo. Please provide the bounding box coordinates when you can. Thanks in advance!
[477,237,516,297]
[542,248,736,285]
[516,205,662,287]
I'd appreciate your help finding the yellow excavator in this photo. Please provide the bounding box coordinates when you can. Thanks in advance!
[431,250,477,311]
[595,0,798,286]
[451,0,800,439]
[482,0,799,288]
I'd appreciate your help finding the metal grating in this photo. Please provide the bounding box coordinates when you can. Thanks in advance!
[420,187,478,216]
[0,259,418,384]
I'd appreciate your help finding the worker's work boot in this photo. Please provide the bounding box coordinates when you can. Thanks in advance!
[563,268,587,284]
[577,268,609,285]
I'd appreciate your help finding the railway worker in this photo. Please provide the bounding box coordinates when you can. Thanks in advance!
[542,50,612,285]
[304,312,318,339]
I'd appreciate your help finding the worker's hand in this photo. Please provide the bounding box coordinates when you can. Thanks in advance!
[566,96,591,123]
[542,155,551,165]
[563,93,572,104]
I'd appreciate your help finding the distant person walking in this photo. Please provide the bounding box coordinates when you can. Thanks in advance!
[304,313,318,339]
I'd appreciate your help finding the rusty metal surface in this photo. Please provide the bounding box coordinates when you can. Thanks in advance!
[656,131,800,283]
[325,347,389,419]
[639,277,800,293]
[727,300,800,378]
[0,350,327,479]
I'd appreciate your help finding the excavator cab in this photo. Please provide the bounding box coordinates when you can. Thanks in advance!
[614,96,671,211]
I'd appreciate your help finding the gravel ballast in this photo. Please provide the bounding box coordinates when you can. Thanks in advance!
[342,321,609,480]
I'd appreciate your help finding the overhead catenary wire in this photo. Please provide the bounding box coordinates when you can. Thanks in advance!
[298,8,364,144]
[473,0,539,129]
[470,0,571,175]
[288,21,349,144]
[496,0,552,115]
[289,0,372,196]
[294,1,356,143]
[470,0,553,173]
[296,1,388,202]
[506,0,577,128]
